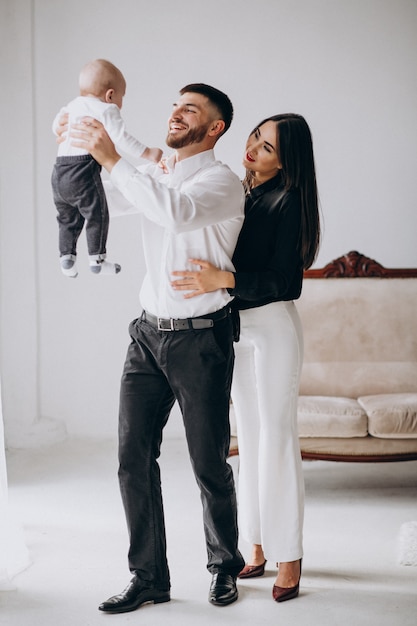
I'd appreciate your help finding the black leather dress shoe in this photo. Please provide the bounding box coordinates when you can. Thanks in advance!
[98,576,170,614]
[208,573,238,606]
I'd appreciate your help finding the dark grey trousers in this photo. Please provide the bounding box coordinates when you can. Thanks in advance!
[118,311,244,589]
[51,154,109,257]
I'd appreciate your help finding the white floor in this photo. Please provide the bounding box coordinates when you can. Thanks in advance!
[1,436,417,626]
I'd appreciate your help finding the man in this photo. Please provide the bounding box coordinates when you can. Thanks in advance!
[70,84,245,613]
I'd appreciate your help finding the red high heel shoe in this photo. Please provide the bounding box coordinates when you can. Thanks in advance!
[272,559,302,602]
[238,560,267,579]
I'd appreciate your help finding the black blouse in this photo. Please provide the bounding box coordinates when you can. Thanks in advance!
[229,173,303,311]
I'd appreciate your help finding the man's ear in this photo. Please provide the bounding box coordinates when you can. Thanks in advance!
[208,119,226,138]
[105,89,114,103]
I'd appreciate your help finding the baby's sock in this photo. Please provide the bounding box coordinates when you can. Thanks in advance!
[60,254,78,278]
[89,255,121,275]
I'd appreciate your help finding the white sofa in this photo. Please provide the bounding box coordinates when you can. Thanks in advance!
[230,251,417,462]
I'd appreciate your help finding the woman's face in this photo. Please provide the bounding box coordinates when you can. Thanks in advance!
[243,120,281,185]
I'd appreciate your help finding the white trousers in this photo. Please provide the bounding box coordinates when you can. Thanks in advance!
[231,301,304,563]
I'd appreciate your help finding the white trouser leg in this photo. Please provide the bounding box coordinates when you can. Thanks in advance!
[232,301,304,563]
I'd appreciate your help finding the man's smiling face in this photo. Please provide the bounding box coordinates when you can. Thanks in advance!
[166,92,215,149]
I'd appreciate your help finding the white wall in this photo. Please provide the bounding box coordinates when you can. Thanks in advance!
[1,0,416,444]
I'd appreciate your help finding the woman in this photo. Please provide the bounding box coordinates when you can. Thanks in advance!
[171,114,320,602]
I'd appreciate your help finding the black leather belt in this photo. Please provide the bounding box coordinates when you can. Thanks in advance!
[142,307,230,331]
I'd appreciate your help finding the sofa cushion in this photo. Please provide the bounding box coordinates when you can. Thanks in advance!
[358,393,417,438]
[297,396,368,437]
[297,278,417,398]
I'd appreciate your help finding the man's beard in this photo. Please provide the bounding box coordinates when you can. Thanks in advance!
[166,122,211,149]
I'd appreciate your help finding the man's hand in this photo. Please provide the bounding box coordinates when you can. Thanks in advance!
[70,117,121,172]
[55,113,69,144]
[171,259,235,299]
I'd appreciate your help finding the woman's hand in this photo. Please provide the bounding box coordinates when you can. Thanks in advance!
[171,259,235,299]
[70,117,121,172]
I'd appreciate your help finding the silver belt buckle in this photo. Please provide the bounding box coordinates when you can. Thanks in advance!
[157,317,175,331]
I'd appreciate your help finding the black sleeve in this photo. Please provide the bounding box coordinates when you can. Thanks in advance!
[229,192,302,302]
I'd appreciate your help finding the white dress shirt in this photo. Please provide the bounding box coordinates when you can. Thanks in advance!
[108,149,245,318]
[53,96,147,164]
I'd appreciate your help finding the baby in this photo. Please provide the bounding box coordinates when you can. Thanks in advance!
[52,59,162,277]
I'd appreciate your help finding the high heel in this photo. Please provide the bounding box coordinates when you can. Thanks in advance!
[272,559,302,603]
[238,560,267,579]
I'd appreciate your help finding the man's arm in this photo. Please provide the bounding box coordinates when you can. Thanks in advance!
[110,158,244,233]
[71,118,244,232]
[101,107,162,165]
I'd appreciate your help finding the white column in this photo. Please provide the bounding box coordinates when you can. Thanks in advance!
[0,0,66,447]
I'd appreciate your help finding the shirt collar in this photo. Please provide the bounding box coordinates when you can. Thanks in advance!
[166,149,216,180]
[248,172,284,199]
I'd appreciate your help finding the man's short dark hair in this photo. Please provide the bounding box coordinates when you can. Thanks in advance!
[179,83,233,135]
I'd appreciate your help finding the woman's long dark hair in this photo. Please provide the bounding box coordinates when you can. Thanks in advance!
[243,114,321,269]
